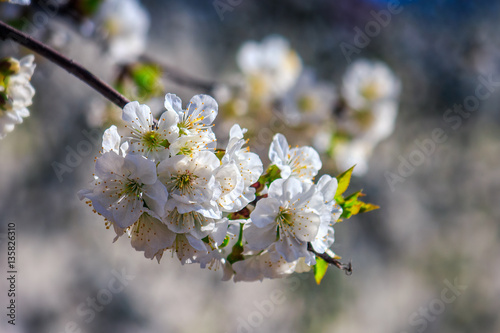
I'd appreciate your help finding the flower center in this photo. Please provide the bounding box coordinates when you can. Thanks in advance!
[277,207,293,227]
[361,81,380,101]
[354,109,375,130]
[170,171,198,193]
[122,179,143,198]
[141,130,169,151]
[297,95,316,113]
[178,114,207,135]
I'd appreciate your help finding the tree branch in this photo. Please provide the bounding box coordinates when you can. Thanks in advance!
[307,243,353,275]
[0,20,130,108]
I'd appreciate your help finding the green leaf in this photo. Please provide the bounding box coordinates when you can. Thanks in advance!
[358,202,380,214]
[335,165,356,199]
[313,257,329,285]
[338,190,380,219]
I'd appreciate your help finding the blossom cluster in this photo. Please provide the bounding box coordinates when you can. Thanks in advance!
[0,55,36,139]
[79,93,351,282]
[79,94,261,273]
[231,134,342,282]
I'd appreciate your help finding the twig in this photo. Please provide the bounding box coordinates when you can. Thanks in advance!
[140,55,216,91]
[307,243,353,275]
[0,20,130,108]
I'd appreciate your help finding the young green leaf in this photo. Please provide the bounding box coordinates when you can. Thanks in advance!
[335,165,356,199]
[313,257,329,285]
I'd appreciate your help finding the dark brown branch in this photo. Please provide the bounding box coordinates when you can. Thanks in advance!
[0,20,130,108]
[140,55,216,92]
[307,243,353,275]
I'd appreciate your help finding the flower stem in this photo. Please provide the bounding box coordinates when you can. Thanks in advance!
[307,243,353,275]
[0,20,130,108]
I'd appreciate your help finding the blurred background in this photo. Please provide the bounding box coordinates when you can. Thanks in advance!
[1,0,500,332]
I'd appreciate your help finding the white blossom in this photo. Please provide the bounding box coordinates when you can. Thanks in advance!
[310,175,342,253]
[169,131,216,157]
[269,133,322,181]
[2,0,30,5]
[95,0,150,62]
[122,101,179,161]
[165,93,218,136]
[341,59,401,110]
[129,211,176,262]
[232,244,297,282]
[282,69,337,126]
[0,55,35,139]
[167,233,208,265]
[194,219,235,277]
[246,177,327,264]
[78,151,168,228]
[157,151,221,218]
[163,208,217,239]
[237,35,302,100]
[216,124,263,212]
[336,59,401,176]
[102,125,129,155]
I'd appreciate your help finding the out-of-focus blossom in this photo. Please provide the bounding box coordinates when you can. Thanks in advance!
[0,55,36,139]
[1,0,30,5]
[341,59,401,110]
[282,70,337,126]
[94,0,150,62]
[333,59,401,176]
[237,35,302,101]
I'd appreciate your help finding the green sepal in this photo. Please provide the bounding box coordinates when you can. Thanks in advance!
[227,223,245,264]
[227,243,244,264]
[219,235,230,249]
[215,149,225,161]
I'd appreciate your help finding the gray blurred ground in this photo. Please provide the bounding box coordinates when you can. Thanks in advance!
[1,0,500,332]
